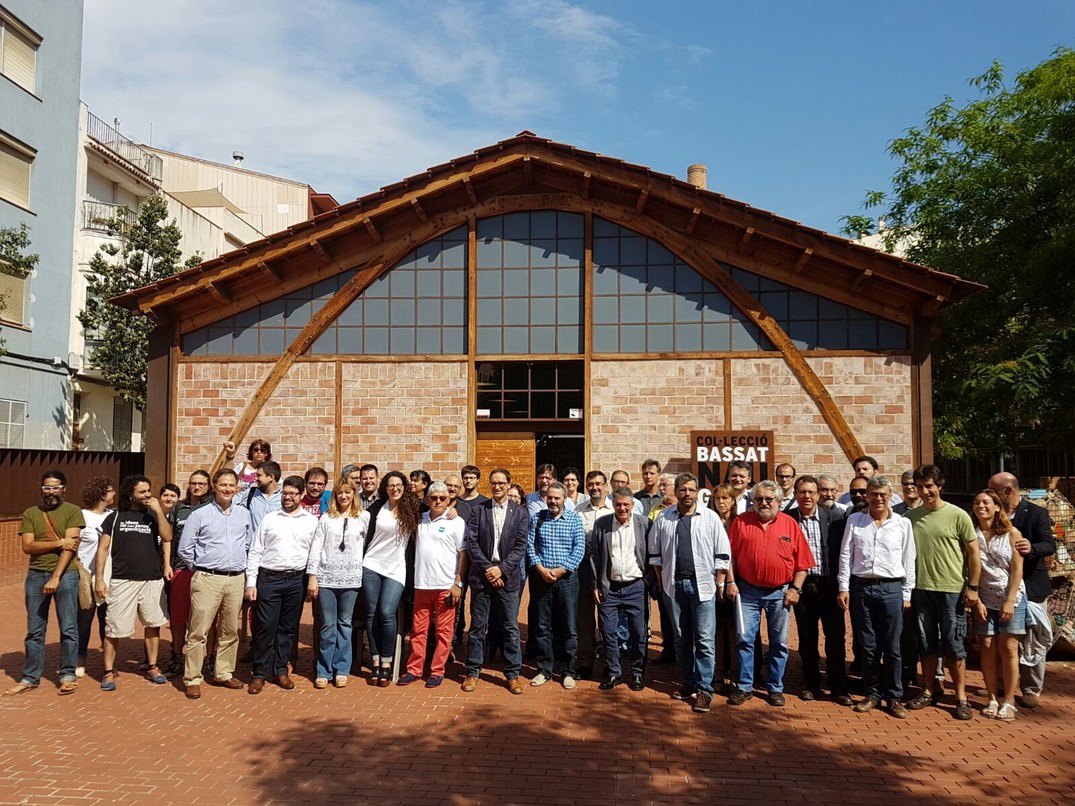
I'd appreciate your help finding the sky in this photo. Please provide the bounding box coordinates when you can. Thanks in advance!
[80,0,1073,234]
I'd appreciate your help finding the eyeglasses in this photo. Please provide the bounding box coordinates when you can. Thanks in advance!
[754,496,777,504]
[776,474,794,480]
[428,495,450,502]
[251,448,267,454]
[489,481,507,487]
[850,489,868,496]
[306,481,326,488]
[281,490,302,497]
[189,481,209,488]
[41,485,64,492]
[385,483,404,491]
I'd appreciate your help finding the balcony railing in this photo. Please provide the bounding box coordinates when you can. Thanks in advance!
[86,112,163,183]
[82,200,136,233]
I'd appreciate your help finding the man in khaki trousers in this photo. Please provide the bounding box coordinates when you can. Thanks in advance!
[176,469,253,699]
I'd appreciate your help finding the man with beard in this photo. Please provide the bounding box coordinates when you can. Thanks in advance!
[5,472,84,696]
[817,475,849,515]
[727,480,814,707]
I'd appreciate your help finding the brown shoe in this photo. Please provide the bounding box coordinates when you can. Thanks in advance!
[185,683,202,700]
[889,701,909,719]
[508,678,524,695]
[853,696,880,713]
[247,678,265,695]
[215,677,244,689]
[276,674,295,690]
[461,676,479,692]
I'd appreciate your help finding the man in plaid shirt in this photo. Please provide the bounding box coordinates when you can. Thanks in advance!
[527,482,586,689]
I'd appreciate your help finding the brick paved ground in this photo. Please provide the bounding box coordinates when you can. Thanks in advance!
[1,580,1072,805]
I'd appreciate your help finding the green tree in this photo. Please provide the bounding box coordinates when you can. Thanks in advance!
[842,48,1075,458]
[78,194,201,409]
[0,222,39,354]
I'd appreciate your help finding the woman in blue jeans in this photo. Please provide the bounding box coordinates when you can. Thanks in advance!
[360,471,421,686]
[307,480,366,689]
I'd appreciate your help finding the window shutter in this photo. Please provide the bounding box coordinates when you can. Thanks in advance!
[0,139,32,208]
[0,399,26,448]
[0,270,27,324]
[2,23,37,93]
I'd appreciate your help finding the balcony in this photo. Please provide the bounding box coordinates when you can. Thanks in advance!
[82,200,136,233]
[86,112,163,184]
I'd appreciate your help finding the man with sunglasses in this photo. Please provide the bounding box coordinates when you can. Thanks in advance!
[5,471,84,696]
[727,479,815,707]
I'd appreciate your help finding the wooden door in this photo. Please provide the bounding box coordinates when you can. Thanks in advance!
[475,431,536,496]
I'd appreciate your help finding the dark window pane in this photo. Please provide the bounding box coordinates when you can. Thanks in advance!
[503,392,528,419]
[531,391,556,419]
[477,216,503,240]
[703,293,733,319]
[261,298,286,326]
[851,321,879,351]
[673,266,702,294]
[530,240,558,268]
[877,321,907,349]
[649,264,675,292]
[557,239,583,267]
[557,389,584,418]
[234,307,260,328]
[788,320,817,349]
[789,292,817,319]
[182,328,210,355]
[503,363,529,389]
[619,265,647,294]
[530,363,556,389]
[503,212,531,240]
[207,328,233,356]
[818,321,849,349]
[558,212,584,238]
[593,217,618,238]
[530,211,557,238]
[620,237,646,265]
[760,291,788,320]
[476,392,502,419]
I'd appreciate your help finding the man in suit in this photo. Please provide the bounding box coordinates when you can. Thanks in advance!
[461,467,529,694]
[590,487,651,692]
[786,475,852,705]
[987,471,1056,707]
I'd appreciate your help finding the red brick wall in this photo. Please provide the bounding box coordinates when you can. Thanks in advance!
[1,519,24,584]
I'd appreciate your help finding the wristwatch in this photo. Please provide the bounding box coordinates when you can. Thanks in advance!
[789,584,803,595]
[966,584,979,592]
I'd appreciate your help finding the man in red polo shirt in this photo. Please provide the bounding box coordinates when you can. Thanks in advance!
[726,479,814,707]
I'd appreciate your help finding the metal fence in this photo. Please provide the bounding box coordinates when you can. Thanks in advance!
[0,450,145,518]
[85,112,163,183]
[81,199,137,233]
[937,447,1075,494]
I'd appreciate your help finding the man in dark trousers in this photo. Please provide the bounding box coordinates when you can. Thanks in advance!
[987,472,1055,707]
[461,468,530,694]
[786,475,852,705]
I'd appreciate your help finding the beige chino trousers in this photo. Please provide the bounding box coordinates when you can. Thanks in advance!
[183,571,245,686]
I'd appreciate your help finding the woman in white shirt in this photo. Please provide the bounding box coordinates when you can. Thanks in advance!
[222,438,272,496]
[76,476,115,678]
[971,489,1026,721]
[360,471,421,686]
[307,480,367,689]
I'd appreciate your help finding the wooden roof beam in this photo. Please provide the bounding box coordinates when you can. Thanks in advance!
[523,155,532,184]
[363,218,381,242]
[257,261,282,282]
[581,172,591,199]
[635,188,650,214]
[921,294,946,317]
[686,207,701,235]
[792,247,814,274]
[309,239,330,262]
[463,176,478,205]
[410,198,429,223]
[739,227,756,254]
[207,281,232,304]
[850,268,874,294]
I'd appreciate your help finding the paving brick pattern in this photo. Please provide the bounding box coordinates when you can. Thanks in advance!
[1,579,1072,805]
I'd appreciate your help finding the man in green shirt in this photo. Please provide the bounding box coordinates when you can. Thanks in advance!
[905,465,981,720]
[4,470,85,696]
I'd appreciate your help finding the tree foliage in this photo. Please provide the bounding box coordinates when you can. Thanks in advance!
[842,48,1075,457]
[0,222,39,354]
[78,194,201,410]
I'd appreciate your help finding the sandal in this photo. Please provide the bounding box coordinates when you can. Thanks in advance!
[146,665,168,685]
[101,671,117,692]
[3,682,37,696]
[58,680,77,696]
[982,699,999,718]
[314,678,329,689]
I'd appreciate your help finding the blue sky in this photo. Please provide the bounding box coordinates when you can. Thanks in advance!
[81,0,1072,233]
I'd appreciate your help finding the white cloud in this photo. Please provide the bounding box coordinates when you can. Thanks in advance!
[80,0,707,203]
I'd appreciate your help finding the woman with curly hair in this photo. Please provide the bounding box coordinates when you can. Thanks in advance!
[360,471,421,686]
[76,476,115,678]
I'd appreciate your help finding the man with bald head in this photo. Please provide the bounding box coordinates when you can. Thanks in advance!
[987,471,1056,707]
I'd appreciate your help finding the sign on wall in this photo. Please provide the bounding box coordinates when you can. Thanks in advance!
[690,430,775,505]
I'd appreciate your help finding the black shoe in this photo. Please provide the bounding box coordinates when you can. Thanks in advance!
[768,691,785,707]
[671,685,695,701]
[628,676,645,692]
[905,691,934,710]
[653,651,676,665]
[728,689,753,706]
[692,691,713,713]
[954,699,974,720]
[833,690,854,707]
[800,688,818,702]
[599,675,622,691]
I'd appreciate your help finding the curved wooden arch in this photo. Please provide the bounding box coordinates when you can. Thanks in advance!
[209,191,864,473]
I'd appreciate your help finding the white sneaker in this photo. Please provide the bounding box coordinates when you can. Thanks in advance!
[530,673,549,687]
[74,666,86,679]
[562,675,577,690]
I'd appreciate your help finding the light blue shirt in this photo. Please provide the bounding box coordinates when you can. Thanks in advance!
[248,488,281,532]
[526,491,577,518]
[177,499,254,573]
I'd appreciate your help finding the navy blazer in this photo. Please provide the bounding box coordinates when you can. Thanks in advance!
[1011,500,1055,603]
[464,498,530,592]
[786,504,845,578]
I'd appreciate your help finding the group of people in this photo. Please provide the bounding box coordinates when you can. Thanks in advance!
[6,443,1056,723]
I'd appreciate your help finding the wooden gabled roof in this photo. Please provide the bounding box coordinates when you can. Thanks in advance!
[114,132,983,330]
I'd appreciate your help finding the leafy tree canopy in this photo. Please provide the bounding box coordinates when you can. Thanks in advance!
[842,48,1075,458]
[78,194,201,410]
[0,222,39,354]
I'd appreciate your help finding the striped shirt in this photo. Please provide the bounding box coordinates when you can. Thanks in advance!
[798,512,826,576]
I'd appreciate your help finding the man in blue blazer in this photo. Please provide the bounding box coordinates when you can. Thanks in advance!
[461,468,530,694]
[786,474,852,705]
[589,488,652,691]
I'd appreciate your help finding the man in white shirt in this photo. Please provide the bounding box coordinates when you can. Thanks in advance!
[398,483,468,688]
[727,461,752,515]
[245,476,318,694]
[574,471,614,678]
[837,475,915,719]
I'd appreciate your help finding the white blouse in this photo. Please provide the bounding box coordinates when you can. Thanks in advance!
[307,511,368,589]
[976,528,1026,611]
[361,506,412,585]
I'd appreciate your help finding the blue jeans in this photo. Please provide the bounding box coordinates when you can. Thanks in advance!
[851,578,904,702]
[466,582,522,679]
[317,587,360,680]
[23,569,79,685]
[665,577,717,694]
[736,581,791,693]
[360,568,405,661]
[530,569,579,678]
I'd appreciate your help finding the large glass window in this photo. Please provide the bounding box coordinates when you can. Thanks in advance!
[310,226,466,355]
[476,212,584,355]
[476,361,584,420]
[592,218,771,352]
